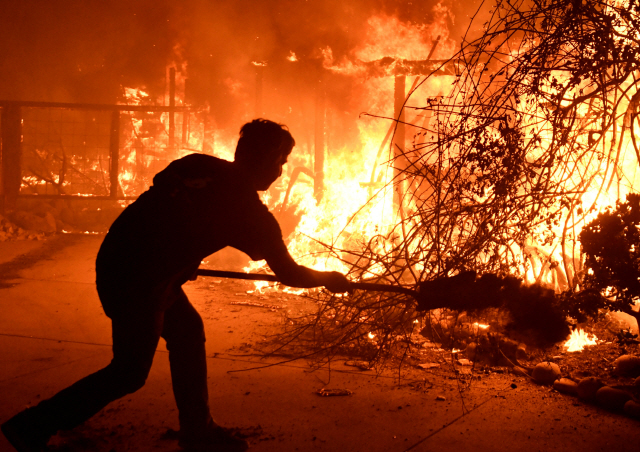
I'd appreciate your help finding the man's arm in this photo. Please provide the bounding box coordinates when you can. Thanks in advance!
[265,249,350,293]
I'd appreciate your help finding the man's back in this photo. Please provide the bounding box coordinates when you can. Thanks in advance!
[95,154,286,313]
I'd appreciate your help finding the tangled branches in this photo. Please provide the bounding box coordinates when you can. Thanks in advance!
[275,0,640,368]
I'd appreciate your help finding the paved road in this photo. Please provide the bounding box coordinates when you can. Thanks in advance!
[1,234,638,452]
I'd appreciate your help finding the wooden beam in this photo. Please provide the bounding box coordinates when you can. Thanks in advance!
[1,105,22,212]
[109,110,120,198]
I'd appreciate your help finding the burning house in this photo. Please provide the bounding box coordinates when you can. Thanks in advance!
[2,0,640,451]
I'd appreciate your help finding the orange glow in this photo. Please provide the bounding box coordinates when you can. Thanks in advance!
[563,329,597,352]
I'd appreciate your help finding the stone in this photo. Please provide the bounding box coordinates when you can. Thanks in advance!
[43,212,57,232]
[418,363,440,369]
[624,400,640,418]
[577,377,604,401]
[553,378,578,396]
[613,355,640,378]
[595,386,632,411]
[532,362,561,385]
[10,210,56,233]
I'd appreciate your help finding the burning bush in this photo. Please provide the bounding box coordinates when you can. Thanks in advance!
[575,193,640,326]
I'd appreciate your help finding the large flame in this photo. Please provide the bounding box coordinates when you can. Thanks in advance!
[115,5,640,305]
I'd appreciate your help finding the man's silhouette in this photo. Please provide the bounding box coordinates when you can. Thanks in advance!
[1,119,350,452]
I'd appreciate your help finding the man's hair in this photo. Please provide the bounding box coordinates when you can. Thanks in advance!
[234,119,295,166]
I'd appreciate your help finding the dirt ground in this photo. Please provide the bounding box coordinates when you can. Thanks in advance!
[1,234,640,452]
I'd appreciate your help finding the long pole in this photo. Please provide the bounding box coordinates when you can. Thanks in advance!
[169,67,176,151]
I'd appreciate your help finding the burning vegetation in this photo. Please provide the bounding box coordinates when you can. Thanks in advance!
[265,0,640,371]
[2,0,640,387]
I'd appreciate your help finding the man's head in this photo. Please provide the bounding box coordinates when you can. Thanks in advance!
[234,119,295,191]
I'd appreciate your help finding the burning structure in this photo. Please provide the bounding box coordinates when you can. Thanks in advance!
[1,0,640,393]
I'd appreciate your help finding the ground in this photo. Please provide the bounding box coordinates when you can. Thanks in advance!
[1,234,640,452]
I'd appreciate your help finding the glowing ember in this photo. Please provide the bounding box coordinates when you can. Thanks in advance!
[286,51,298,62]
[368,332,376,340]
[247,281,270,294]
[563,329,597,352]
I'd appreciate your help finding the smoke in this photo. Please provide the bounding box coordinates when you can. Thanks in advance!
[0,0,486,127]
[0,0,177,102]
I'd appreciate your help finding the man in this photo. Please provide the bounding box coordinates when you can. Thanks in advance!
[1,119,350,452]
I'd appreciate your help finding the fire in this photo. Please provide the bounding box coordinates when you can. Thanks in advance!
[473,322,489,334]
[563,329,598,352]
[247,281,270,294]
[354,12,453,62]
[286,51,298,62]
[109,3,639,327]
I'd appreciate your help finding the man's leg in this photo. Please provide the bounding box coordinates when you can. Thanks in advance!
[1,310,162,450]
[162,291,247,452]
[162,291,212,435]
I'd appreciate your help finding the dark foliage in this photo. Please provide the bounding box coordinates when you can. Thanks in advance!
[577,193,640,324]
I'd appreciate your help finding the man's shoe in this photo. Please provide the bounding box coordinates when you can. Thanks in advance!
[179,425,249,452]
[1,409,49,452]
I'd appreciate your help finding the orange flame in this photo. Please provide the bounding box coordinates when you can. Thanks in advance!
[563,329,597,352]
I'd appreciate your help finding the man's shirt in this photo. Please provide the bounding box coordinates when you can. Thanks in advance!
[96,154,287,313]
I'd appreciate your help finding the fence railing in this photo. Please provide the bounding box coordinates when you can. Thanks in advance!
[0,100,190,212]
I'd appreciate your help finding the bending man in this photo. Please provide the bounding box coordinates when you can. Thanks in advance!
[1,119,350,452]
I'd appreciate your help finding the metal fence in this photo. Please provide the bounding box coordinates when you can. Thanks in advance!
[0,101,190,212]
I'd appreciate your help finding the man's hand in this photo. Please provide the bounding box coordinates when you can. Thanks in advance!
[322,271,351,293]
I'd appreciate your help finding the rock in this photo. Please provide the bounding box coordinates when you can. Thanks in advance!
[577,377,604,401]
[595,386,632,411]
[344,361,372,371]
[613,355,640,378]
[10,210,56,233]
[457,358,472,366]
[418,363,440,370]
[532,362,561,385]
[43,212,57,232]
[624,400,640,418]
[435,395,446,401]
[553,378,578,396]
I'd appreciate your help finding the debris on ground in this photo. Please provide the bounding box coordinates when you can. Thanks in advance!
[418,363,440,370]
[0,214,45,241]
[316,388,353,397]
[344,360,372,370]
[230,301,285,310]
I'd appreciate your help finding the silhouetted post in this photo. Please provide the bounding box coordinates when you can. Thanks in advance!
[182,77,189,146]
[169,67,176,151]
[393,75,406,213]
[109,110,120,198]
[1,105,22,212]
[314,73,325,203]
